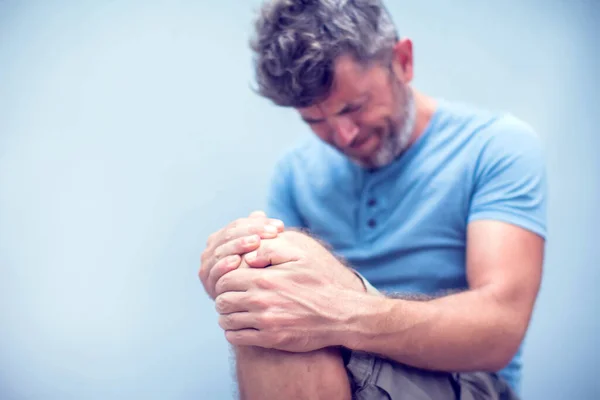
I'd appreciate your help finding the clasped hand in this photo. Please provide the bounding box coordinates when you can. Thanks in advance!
[199,211,365,352]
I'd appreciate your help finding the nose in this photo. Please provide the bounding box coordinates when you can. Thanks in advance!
[331,116,359,148]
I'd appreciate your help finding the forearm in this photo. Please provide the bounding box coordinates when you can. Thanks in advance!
[344,288,527,372]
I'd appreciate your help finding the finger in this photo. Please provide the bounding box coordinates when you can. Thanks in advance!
[219,312,257,331]
[200,235,260,287]
[238,257,252,269]
[269,218,285,232]
[207,217,284,252]
[228,221,282,241]
[243,239,300,268]
[207,255,242,299]
[213,235,261,263]
[201,217,285,284]
[199,248,214,283]
[249,210,267,218]
[243,250,269,268]
[249,210,285,231]
[215,267,264,296]
[215,291,250,314]
[225,329,270,348]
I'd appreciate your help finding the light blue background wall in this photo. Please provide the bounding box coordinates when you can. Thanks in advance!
[0,0,598,399]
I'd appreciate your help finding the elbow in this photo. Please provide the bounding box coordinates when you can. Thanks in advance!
[479,287,533,372]
[484,320,528,372]
[485,349,516,372]
[481,341,520,372]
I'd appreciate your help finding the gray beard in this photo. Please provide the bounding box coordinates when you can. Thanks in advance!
[353,87,416,169]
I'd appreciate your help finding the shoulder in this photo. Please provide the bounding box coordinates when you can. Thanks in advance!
[475,113,545,178]
[440,99,543,152]
[446,103,548,237]
[432,100,545,174]
[480,113,542,154]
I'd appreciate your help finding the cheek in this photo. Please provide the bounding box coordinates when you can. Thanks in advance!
[310,124,331,143]
[357,108,391,131]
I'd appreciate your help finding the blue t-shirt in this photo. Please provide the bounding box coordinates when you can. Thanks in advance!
[266,98,547,393]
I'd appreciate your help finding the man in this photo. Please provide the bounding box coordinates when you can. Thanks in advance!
[199,0,547,399]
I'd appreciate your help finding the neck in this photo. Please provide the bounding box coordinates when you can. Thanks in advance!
[407,89,437,147]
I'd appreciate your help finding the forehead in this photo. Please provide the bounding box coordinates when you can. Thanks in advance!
[298,55,374,119]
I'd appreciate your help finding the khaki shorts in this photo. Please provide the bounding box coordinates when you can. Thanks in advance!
[342,349,519,400]
[348,272,520,399]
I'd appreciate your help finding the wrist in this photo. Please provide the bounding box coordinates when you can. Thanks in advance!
[348,268,382,295]
[349,269,368,292]
[341,294,396,351]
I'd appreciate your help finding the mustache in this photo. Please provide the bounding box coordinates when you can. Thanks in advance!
[348,127,386,148]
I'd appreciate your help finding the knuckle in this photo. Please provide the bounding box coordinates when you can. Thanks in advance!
[233,236,247,251]
[244,222,255,234]
[223,228,235,242]
[247,224,262,235]
[267,246,280,258]
[272,332,288,347]
[257,312,274,328]
[255,245,271,260]
[232,218,262,235]
[215,295,229,313]
[211,259,225,277]
[200,249,210,265]
[254,275,273,290]
[263,246,283,265]
[249,293,269,309]
[218,314,231,329]
[225,255,241,269]
[226,331,241,345]
[236,218,267,236]
[213,245,224,261]
[206,232,217,246]
[199,264,211,283]
[215,275,229,295]
[213,256,232,273]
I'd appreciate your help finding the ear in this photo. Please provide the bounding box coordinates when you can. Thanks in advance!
[391,38,414,83]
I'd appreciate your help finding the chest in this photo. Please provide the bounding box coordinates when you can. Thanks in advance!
[299,157,473,251]
[295,158,474,293]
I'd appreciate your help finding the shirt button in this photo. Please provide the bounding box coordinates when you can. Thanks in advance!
[367,198,377,207]
[367,219,377,228]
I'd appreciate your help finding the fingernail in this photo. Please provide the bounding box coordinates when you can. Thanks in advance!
[264,225,278,234]
[245,252,257,262]
[270,220,284,228]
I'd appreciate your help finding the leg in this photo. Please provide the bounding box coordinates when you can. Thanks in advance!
[233,345,351,400]
[346,350,520,400]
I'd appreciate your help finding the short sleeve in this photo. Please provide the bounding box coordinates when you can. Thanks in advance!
[266,155,306,228]
[468,117,548,239]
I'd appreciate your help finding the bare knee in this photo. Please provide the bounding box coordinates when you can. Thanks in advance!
[234,346,351,400]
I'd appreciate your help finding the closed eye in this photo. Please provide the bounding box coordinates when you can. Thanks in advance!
[339,103,362,115]
[302,117,325,125]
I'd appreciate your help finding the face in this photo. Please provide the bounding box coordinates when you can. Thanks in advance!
[297,39,416,169]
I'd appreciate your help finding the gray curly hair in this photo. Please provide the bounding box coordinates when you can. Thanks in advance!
[250,0,399,108]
